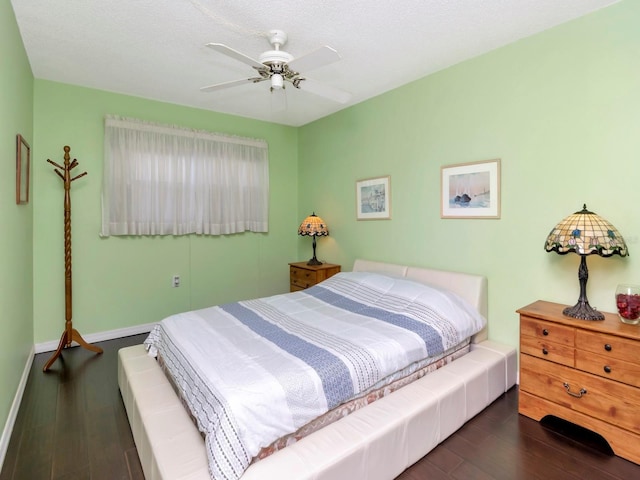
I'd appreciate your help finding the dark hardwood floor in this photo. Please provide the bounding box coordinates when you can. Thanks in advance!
[1,334,639,480]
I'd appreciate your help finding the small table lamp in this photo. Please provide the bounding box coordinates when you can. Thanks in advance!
[544,204,628,320]
[298,212,329,266]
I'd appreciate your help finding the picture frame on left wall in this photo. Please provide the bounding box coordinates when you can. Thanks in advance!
[16,134,30,205]
[356,175,391,220]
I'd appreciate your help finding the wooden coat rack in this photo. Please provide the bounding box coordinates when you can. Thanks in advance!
[43,146,102,372]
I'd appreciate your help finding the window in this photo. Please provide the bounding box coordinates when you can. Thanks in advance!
[101,116,268,236]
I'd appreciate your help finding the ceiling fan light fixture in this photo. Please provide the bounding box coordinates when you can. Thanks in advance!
[271,73,284,90]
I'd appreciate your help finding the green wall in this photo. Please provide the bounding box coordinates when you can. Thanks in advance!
[298,0,640,349]
[33,82,298,343]
[0,0,34,453]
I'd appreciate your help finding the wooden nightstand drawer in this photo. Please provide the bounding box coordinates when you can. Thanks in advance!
[576,349,640,388]
[576,329,638,362]
[289,262,341,292]
[520,354,640,434]
[290,267,318,289]
[520,317,575,347]
[520,334,574,367]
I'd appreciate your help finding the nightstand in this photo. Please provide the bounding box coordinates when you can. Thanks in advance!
[289,262,341,292]
[517,300,640,464]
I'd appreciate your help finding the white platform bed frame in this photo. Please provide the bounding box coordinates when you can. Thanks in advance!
[118,259,517,480]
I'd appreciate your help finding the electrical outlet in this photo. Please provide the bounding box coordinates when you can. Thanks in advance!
[172,275,180,288]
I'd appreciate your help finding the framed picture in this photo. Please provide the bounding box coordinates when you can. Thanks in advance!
[441,159,500,219]
[16,134,31,205]
[356,175,391,220]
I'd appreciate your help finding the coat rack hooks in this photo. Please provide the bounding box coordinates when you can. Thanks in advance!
[43,145,102,372]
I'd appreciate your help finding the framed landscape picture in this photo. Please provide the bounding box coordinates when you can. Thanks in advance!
[16,134,31,205]
[356,175,391,220]
[441,159,500,219]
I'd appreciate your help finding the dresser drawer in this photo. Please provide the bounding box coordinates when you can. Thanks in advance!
[576,329,638,362]
[289,263,341,291]
[520,354,640,433]
[289,284,306,292]
[290,267,318,289]
[520,334,574,367]
[576,349,640,388]
[520,317,575,347]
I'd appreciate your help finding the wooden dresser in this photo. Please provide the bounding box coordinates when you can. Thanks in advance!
[289,262,341,292]
[518,300,640,464]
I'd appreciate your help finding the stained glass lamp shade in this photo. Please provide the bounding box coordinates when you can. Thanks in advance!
[544,204,628,320]
[298,213,329,266]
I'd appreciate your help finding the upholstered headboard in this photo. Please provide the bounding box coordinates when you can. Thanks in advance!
[352,259,488,343]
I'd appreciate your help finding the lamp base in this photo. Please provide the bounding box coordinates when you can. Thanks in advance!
[563,300,605,321]
[307,236,322,266]
[562,255,605,321]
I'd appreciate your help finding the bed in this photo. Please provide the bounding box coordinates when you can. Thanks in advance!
[118,259,517,480]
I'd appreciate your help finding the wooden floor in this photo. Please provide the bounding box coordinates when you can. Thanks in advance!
[1,334,639,480]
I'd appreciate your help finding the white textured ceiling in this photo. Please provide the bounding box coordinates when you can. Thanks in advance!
[11,0,619,127]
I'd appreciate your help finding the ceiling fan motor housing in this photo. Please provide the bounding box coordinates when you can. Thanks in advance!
[260,29,293,70]
[259,50,293,66]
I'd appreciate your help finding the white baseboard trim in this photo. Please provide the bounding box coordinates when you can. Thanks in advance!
[0,345,35,472]
[35,322,155,354]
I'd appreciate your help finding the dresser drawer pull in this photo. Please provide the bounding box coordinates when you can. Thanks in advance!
[542,348,548,355]
[604,365,612,374]
[542,329,549,336]
[604,344,612,351]
[563,382,587,398]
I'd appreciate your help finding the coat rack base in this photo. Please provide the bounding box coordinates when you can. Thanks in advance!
[43,326,103,372]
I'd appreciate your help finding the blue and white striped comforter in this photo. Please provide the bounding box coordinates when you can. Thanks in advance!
[144,271,486,480]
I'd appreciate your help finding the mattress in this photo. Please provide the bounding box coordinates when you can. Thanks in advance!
[156,340,470,462]
[144,271,487,480]
[253,340,470,460]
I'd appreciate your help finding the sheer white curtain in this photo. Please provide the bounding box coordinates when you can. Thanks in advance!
[101,115,269,236]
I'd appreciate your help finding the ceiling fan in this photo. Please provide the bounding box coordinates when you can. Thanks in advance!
[201,30,352,105]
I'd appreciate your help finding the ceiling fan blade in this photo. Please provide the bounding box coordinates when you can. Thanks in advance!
[287,46,341,74]
[200,77,266,92]
[205,43,265,70]
[295,78,352,104]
